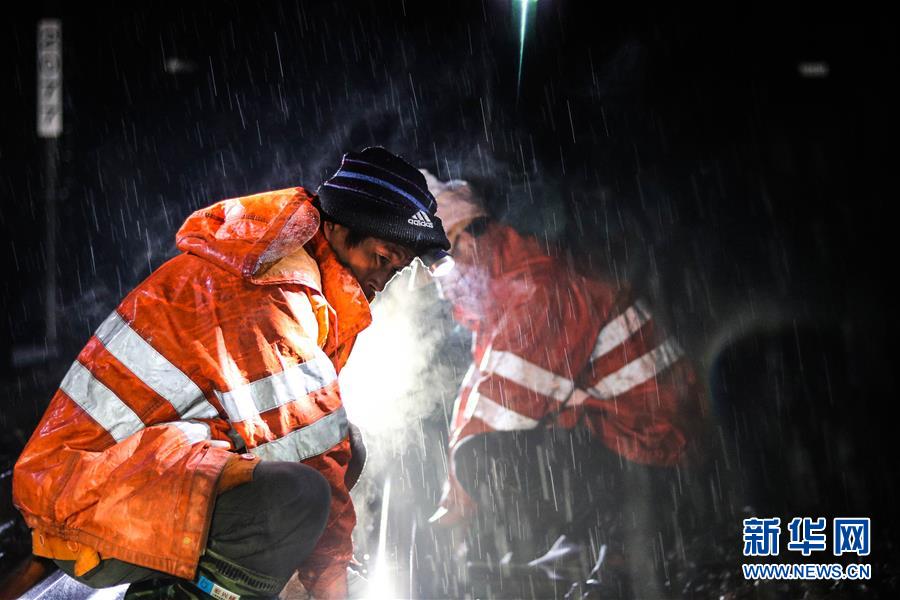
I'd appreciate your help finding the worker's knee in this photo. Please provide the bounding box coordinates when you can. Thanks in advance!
[257,460,329,498]
[207,460,331,578]
[276,462,331,536]
[248,461,332,536]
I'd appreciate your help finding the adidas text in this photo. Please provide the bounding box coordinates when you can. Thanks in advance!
[408,210,434,228]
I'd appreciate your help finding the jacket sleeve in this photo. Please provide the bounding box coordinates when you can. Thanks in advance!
[459,281,602,434]
[12,308,236,579]
[576,294,699,465]
[295,446,352,599]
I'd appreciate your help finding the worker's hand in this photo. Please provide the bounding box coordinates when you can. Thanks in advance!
[345,423,367,490]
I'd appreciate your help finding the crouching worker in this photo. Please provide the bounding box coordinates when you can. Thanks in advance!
[422,171,708,592]
[13,148,450,599]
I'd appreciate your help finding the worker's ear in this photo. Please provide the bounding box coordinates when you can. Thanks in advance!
[451,230,478,264]
[321,220,335,241]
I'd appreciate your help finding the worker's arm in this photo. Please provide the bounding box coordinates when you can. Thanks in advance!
[228,287,354,600]
[12,306,237,580]
[431,279,605,526]
[455,279,602,435]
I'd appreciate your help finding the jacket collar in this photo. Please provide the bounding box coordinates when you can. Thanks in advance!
[305,230,372,352]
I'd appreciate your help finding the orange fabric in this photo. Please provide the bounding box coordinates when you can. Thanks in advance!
[435,222,706,522]
[13,189,370,598]
[215,453,259,495]
[32,531,101,577]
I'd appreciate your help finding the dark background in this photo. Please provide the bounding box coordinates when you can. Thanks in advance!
[1,3,897,593]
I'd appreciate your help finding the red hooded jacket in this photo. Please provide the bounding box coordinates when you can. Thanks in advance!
[434,222,705,521]
[13,188,370,598]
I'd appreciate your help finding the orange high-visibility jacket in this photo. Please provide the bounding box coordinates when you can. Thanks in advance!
[13,188,371,598]
[438,222,705,517]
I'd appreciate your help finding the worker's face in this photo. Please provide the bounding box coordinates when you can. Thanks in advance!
[323,221,415,302]
[447,230,479,267]
[435,228,481,294]
[434,230,491,323]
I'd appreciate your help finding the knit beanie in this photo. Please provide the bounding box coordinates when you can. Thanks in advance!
[420,169,488,247]
[317,147,451,252]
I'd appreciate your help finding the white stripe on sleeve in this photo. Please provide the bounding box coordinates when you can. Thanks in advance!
[94,311,218,420]
[215,349,338,423]
[590,300,651,361]
[250,406,349,462]
[479,349,575,402]
[59,361,145,443]
[587,338,683,399]
[469,390,540,431]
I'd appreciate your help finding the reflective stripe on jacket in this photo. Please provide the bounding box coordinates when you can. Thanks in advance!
[13,188,370,598]
[441,222,705,513]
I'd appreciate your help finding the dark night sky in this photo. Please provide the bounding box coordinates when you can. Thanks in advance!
[1,3,898,538]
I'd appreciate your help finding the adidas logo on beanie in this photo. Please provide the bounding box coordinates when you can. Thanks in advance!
[317,147,449,252]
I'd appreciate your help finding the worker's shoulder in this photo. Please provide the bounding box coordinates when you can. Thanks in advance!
[132,252,282,303]
[146,251,235,282]
[233,185,313,203]
[126,253,318,329]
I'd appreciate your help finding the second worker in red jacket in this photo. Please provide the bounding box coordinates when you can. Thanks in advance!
[422,170,707,585]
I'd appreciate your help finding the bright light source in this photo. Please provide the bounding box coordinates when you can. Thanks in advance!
[428,254,455,278]
[363,567,396,600]
[361,477,396,599]
[340,269,441,437]
[516,0,539,94]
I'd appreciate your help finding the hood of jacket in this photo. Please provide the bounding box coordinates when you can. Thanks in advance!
[176,186,373,357]
[176,187,323,288]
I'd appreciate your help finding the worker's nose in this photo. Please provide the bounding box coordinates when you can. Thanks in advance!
[369,271,393,295]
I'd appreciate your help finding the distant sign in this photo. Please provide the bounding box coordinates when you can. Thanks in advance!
[37,19,62,138]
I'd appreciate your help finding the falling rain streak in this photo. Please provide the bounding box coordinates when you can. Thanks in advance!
[0,7,895,600]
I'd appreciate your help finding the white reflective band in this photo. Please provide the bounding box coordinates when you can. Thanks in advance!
[451,363,479,428]
[590,300,651,361]
[462,383,481,421]
[460,363,478,390]
[59,361,144,443]
[169,420,212,445]
[480,349,574,402]
[251,406,349,462]
[216,350,338,423]
[587,338,683,399]
[95,311,218,420]
[470,390,540,431]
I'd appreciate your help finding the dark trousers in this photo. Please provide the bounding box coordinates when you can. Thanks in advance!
[56,461,331,593]
[453,427,683,554]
